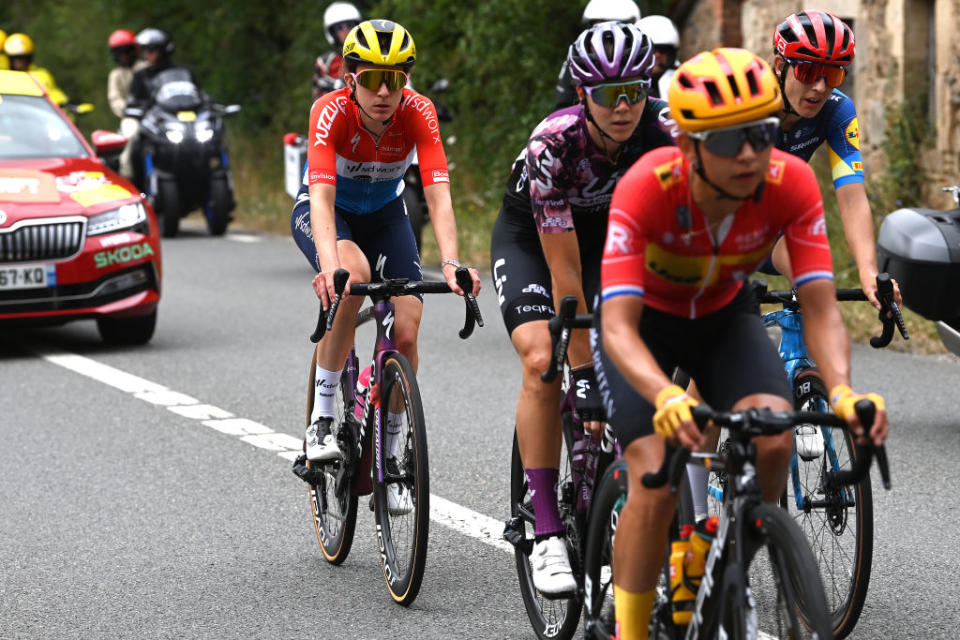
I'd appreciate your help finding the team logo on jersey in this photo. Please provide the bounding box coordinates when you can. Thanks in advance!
[655,157,683,191]
[852,161,863,172]
[604,218,634,256]
[845,117,860,151]
[766,160,786,185]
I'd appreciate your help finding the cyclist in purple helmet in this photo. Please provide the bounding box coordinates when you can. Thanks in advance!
[491,21,677,596]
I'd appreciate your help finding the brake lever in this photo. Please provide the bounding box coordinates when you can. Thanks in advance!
[455,267,483,340]
[541,296,577,383]
[870,273,909,348]
[325,269,350,332]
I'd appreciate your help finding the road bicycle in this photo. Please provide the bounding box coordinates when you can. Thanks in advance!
[584,402,891,640]
[714,274,904,638]
[293,268,482,605]
[503,296,620,640]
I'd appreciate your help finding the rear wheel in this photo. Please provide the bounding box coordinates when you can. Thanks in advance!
[783,370,873,638]
[509,425,582,640]
[581,460,627,640]
[306,349,358,565]
[372,353,429,606]
[157,179,181,239]
[206,176,232,236]
[96,309,157,345]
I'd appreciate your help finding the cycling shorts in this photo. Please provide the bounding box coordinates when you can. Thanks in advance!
[291,194,424,299]
[593,285,791,448]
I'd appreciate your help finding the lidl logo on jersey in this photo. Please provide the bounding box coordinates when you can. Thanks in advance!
[852,161,863,172]
[766,160,785,185]
[845,118,860,151]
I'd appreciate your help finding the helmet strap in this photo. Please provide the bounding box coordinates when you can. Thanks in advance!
[349,83,394,134]
[776,62,801,117]
[691,141,764,203]
[582,99,624,164]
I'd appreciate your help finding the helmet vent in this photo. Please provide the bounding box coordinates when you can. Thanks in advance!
[725,75,741,100]
[678,73,694,89]
[705,80,724,106]
[745,69,760,96]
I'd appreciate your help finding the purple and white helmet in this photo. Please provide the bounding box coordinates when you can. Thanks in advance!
[567,22,654,86]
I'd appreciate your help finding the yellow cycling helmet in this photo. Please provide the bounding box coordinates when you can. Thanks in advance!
[4,33,35,57]
[342,19,415,68]
[668,47,782,132]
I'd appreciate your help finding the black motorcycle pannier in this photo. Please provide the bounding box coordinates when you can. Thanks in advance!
[877,207,960,320]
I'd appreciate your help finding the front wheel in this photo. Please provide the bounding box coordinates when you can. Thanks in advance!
[582,460,627,640]
[783,370,873,639]
[740,502,833,639]
[373,353,429,606]
[205,176,233,236]
[156,179,181,239]
[96,309,157,345]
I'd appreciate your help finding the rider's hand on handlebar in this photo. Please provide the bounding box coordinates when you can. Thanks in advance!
[571,365,605,435]
[653,384,703,450]
[312,269,350,311]
[831,384,888,446]
[441,260,481,297]
[861,270,902,312]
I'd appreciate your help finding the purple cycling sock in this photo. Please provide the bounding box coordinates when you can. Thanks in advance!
[526,467,563,538]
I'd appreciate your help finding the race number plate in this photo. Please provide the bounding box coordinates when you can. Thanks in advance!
[0,264,55,290]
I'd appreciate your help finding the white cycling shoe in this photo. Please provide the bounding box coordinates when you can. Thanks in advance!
[531,536,577,597]
[305,417,343,462]
[387,482,413,515]
[795,424,824,461]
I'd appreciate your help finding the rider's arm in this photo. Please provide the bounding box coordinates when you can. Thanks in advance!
[422,183,477,294]
[539,231,591,368]
[306,94,345,306]
[835,181,886,308]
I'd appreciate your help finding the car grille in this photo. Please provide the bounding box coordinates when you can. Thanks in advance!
[0,218,86,264]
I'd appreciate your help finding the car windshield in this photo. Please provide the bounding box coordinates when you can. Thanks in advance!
[0,94,89,160]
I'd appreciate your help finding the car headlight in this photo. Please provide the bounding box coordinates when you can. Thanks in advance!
[87,202,148,236]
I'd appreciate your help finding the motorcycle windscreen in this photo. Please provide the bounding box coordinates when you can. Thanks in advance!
[153,69,203,112]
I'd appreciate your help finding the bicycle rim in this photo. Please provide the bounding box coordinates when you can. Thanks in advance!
[741,502,833,639]
[785,372,873,638]
[307,351,358,565]
[582,460,627,640]
[509,429,583,640]
[373,353,429,606]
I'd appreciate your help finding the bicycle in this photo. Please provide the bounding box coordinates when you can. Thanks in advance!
[292,267,482,606]
[584,401,891,640]
[719,273,904,638]
[503,296,620,640]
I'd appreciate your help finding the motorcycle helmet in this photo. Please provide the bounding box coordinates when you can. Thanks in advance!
[581,0,641,25]
[668,48,781,133]
[136,28,174,56]
[637,15,679,49]
[567,21,654,86]
[108,29,138,63]
[323,2,362,47]
[774,10,855,66]
[3,33,34,69]
[342,20,415,69]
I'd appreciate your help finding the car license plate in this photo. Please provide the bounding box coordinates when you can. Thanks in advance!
[0,264,55,290]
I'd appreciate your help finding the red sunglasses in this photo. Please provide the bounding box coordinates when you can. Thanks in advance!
[789,61,846,88]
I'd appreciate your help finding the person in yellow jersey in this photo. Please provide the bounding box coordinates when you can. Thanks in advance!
[3,33,69,106]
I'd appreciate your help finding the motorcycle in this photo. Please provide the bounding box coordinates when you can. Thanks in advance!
[283,78,454,252]
[877,185,960,357]
[126,68,241,238]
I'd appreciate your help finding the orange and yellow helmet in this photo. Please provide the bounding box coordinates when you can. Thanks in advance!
[4,33,35,57]
[342,19,415,68]
[668,48,782,133]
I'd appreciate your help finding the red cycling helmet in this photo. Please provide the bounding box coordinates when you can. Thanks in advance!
[108,29,137,49]
[773,10,855,66]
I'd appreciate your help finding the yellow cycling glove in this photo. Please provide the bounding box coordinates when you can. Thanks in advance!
[652,384,698,439]
[830,384,886,422]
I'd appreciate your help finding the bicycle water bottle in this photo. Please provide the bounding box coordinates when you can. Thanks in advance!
[684,516,718,585]
[353,365,372,422]
[670,524,696,625]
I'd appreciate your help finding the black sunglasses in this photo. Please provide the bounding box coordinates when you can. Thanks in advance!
[688,117,780,157]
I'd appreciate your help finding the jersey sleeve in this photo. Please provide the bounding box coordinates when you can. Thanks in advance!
[777,158,835,288]
[306,94,345,187]
[525,119,577,235]
[824,92,865,189]
[404,92,450,187]
[600,162,658,302]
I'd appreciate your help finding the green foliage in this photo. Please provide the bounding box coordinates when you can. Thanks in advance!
[867,94,930,214]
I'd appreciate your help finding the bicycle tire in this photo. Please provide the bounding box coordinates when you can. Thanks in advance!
[306,349,359,565]
[372,353,429,606]
[784,370,873,639]
[581,460,628,640]
[738,502,833,640]
[510,427,583,640]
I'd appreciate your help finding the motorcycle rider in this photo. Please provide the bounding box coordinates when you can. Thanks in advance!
[313,1,362,99]
[126,28,196,112]
[554,0,641,109]
[637,15,680,99]
[108,29,147,178]
[3,33,69,106]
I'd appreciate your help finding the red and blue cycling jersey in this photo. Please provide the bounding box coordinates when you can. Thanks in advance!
[776,88,863,189]
[600,147,834,319]
[306,86,449,214]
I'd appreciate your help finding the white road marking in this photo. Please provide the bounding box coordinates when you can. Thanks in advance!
[34,346,511,553]
[227,233,261,243]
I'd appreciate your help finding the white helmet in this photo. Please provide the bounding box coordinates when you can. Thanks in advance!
[582,0,641,24]
[637,15,679,48]
[323,2,362,46]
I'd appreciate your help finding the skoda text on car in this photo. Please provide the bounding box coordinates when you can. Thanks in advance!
[0,69,161,345]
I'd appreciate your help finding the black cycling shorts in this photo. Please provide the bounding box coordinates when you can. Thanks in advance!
[593,285,792,449]
[489,199,603,336]
[291,194,423,299]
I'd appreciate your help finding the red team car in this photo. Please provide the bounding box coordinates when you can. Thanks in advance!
[0,70,161,345]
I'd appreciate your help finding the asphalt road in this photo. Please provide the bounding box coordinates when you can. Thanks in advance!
[2,222,958,639]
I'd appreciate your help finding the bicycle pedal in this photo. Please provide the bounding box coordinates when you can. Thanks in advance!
[291,454,327,485]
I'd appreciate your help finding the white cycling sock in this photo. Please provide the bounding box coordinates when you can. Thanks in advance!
[385,411,405,458]
[687,463,710,521]
[310,365,343,424]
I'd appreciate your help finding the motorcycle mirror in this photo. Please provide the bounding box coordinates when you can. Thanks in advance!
[429,78,450,93]
[91,130,127,154]
[223,104,242,115]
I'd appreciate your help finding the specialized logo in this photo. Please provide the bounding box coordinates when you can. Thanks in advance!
[93,242,155,269]
[845,117,860,151]
[383,310,395,340]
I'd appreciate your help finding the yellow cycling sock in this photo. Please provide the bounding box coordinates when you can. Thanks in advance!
[614,585,654,640]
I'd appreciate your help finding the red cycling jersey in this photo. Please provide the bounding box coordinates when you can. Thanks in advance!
[307,87,449,214]
[601,146,833,318]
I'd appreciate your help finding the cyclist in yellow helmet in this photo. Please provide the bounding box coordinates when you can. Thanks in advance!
[3,33,69,106]
[591,48,888,639]
[292,19,480,466]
